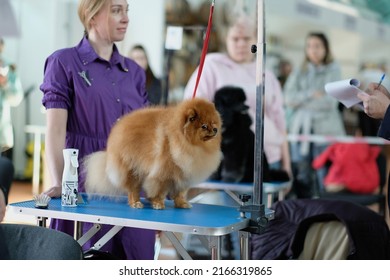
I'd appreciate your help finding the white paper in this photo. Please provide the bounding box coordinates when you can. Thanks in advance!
[165,26,183,50]
[325,78,368,108]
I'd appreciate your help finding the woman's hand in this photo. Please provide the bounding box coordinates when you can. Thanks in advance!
[43,186,62,198]
[357,83,390,119]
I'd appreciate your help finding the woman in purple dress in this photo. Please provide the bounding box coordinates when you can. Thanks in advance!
[40,0,155,259]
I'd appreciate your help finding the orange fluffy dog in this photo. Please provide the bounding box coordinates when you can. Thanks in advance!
[84,98,222,209]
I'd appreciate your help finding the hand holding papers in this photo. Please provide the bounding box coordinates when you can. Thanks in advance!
[325,78,368,108]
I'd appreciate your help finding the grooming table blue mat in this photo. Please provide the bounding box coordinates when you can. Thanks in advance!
[9,194,274,236]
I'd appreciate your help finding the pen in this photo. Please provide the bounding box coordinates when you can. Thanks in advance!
[376,73,386,89]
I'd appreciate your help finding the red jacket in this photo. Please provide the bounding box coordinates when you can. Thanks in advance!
[312,143,381,194]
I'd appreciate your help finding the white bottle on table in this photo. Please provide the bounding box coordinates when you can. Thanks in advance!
[61,149,79,207]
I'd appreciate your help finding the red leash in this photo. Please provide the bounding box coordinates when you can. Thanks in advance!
[192,0,215,99]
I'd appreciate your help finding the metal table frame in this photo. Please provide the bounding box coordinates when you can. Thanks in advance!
[9,194,273,260]
[192,181,291,207]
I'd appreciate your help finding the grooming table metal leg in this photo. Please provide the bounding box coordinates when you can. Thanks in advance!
[183,234,222,260]
[196,235,212,254]
[164,231,193,260]
[74,221,83,240]
[77,223,101,247]
[239,231,250,260]
[210,236,221,260]
[37,216,47,227]
[92,225,123,250]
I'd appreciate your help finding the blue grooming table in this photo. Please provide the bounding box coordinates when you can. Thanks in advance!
[9,194,274,260]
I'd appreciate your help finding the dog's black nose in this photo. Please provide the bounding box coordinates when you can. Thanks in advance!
[213,128,218,133]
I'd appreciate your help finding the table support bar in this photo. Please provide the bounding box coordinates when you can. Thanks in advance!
[93,225,123,250]
[77,223,101,247]
[164,232,193,260]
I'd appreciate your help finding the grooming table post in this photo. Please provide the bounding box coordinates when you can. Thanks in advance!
[253,0,266,207]
[238,0,269,235]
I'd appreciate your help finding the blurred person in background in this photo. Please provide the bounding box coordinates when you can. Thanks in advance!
[0,37,23,161]
[128,44,162,105]
[283,32,345,198]
[277,58,293,89]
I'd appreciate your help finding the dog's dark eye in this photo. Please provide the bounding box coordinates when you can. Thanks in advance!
[201,124,208,130]
[189,116,196,122]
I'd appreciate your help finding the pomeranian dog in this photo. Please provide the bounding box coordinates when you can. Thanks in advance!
[84,98,222,210]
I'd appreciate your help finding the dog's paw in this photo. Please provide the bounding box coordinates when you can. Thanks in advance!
[130,201,144,209]
[175,201,192,209]
[152,202,165,210]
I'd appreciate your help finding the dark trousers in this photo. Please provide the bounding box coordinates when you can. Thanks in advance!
[289,142,328,199]
[0,148,13,162]
[0,156,15,204]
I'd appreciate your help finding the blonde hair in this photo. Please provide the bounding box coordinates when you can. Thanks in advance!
[78,0,108,36]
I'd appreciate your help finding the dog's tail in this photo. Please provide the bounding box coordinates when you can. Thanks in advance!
[83,151,126,196]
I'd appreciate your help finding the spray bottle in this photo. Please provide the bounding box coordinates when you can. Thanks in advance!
[61,148,79,207]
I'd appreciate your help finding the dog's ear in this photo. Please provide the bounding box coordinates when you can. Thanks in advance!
[186,108,198,123]
[233,103,249,112]
[214,86,248,114]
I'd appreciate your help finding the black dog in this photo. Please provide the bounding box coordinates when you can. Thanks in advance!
[211,86,254,182]
[211,86,289,183]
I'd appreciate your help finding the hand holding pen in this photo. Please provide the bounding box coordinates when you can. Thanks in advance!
[357,74,390,119]
[376,73,386,90]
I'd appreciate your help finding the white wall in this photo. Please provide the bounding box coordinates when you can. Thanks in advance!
[120,0,165,77]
